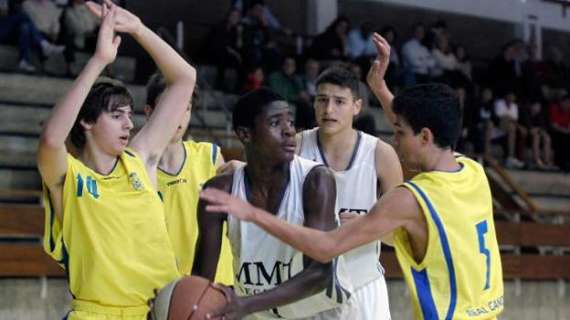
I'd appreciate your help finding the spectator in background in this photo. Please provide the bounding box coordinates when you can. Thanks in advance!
[300,58,320,99]
[495,90,526,169]
[22,0,62,42]
[308,16,350,61]
[242,1,280,71]
[62,0,99,75]
[522,43,547,103]
[207,8,244,92]
[380,25,401,91]
[549,94,570,171]
[431,34,457,82]
[488,40,525,99]
[232,0,281,32]
[455,44,472,80]
[401,23,434,85]
[478,87,499,160]
[0,0,64,72]
[545,46,570,95]
[346,21,375,71]
[350,63,376,136]
[242,65,264,92]
[520,101,555,170]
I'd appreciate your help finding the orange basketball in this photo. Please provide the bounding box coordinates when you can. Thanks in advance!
[149,276,228,320]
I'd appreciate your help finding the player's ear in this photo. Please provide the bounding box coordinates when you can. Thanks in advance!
[235,126,252,143]
[419,127,434,146]
[353,97,362,116]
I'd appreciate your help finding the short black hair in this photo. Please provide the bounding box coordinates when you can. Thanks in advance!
[146,72,199,108]
[70,82,133,149]
[393,83,461,149]
[232,87,286,133]
[315,66,361,100]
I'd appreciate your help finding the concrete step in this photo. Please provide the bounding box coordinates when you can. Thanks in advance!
[0,73,146,110]
[506,169,570,197]
[0,45,135,82]
[0,168,40,190]
[531,195,570,213]
[0,135,37,168]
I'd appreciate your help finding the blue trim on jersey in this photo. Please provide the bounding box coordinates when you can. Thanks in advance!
[211,144,218,165]
[412,268,439,319]
[407,181,458,320]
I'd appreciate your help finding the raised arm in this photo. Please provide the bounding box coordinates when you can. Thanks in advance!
[209,166,339,319]
[367,33,396,131]
[37,4,121,220]
[87,0,196,166]
[201,185,420,264]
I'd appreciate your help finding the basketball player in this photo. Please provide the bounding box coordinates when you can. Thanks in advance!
[201,33,504,319]
[38,2,195,318]
[144,74,234,285]
[192,88,357,319]
[296,66,401,319]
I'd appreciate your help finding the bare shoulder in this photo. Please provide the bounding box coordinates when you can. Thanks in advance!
[203,172,234,193]
[374,138,403,190]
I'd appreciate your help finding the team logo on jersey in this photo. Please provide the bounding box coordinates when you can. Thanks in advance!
[129,172,144,191]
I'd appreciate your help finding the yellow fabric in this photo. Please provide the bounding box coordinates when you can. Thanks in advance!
[394,157,504,320]
[157,141,234,285]
[43,149,180,316]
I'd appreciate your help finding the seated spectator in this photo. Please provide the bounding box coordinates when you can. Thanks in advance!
[300,58,320,99]
[22,0,62,42]
[0,3,63,72]
[521,101,555,169]
[401,23,435,86]
[242,65,264,92]
[242,1,280,71]
[431,34,457,82]
[62,0,99,75]
[347,21,375,69]
[308,16,350,61]
[206,8,244,91]
[455,44,472,80]
[495,91,527,168]
[549,94,570,171]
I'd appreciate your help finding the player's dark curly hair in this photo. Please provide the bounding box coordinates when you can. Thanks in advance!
[232,87,286,133]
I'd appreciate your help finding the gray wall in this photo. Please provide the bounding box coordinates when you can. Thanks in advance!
[1,279,569,319]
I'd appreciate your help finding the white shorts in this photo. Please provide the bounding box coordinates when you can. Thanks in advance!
[353,277,391,320]
[298,295,360,320]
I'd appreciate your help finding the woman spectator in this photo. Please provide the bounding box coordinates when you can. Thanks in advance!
[521,101,555,169]
[308,16,350,61]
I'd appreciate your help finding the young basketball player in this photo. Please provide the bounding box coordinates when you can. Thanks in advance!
[144,74,233,285]
[296,66,401,319]
[192,88,357,319]
[201,33,504,319]
[38,1,196,318]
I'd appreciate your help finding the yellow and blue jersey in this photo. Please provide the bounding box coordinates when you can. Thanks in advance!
[157,141,234,285]
[43,149,180,319]
[394,156,504,320]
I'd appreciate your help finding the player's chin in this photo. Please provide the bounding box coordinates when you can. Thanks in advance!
[280,149,295,162]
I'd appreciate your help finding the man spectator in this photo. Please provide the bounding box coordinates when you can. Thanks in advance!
[401,23,435,86]
[549,94,570,171]
[495,91,526,168]
[22,0,62,42]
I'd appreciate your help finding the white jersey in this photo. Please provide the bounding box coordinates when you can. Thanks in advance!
[298,128,384,289]
[228,156,353,319]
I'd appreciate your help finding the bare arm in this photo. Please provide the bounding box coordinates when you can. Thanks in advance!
[37,4,121,221]
[375,139,403,194]
[202,185,421,264]
[210,166,339,319]
[87,1,196,166]
[367,33,396,132]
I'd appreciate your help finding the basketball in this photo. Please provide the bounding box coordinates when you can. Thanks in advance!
[149,276,228,320]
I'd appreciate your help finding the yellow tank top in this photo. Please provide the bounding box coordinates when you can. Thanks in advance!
[394,156,504,320]
[157,141,234,285]
[43,149,180,311]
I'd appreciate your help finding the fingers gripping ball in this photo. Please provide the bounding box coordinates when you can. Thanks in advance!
[150,276,228,320]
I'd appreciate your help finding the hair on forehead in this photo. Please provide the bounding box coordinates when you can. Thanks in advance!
[232,88,286,133]
[316,66,360,99]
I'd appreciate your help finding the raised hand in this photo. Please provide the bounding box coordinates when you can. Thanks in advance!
[366,33,391,91]
[200,188,257,222]
[92,3,121,66]
[86,0,142,35]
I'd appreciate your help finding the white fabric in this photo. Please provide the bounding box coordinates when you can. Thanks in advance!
[353,277,392,320]
[401,38,435,75]
[494,99,519,121]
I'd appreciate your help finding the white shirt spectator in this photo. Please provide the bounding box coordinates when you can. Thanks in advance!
[401,38,435,75]
[495,99,519,121]
[431,48,457,77]
[65,2,99,48]
[347,29,375,59]
[22,0,62,39]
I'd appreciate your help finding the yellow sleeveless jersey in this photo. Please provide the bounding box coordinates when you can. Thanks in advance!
[157,141,234,285]
[394,156,504,320]
[43,149,180,317]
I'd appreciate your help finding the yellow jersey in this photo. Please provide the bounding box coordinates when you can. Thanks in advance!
[43,149,180,317]
[157,141,234,285]
[394,156,504,320]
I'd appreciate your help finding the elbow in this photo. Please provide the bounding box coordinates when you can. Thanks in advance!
[181,65,197,86]
[39,131,63,150]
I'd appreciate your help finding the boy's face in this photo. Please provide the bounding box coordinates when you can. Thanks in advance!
[171,103,192,143]
[314,83,361,135]
[249,101,296,163]
[86,105,134,156]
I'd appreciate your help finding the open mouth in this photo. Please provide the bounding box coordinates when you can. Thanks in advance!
[119,135,129,143]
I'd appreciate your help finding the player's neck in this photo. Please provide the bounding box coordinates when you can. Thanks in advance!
[246,159,290,188]
[317,127,358,170]
[79,144,119,176]
[422,148,461,172]
[159,140,185,174]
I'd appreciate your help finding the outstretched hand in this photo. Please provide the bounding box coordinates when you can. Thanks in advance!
[86,0,142,35]
[200,188,258,222]
[206,284,248,320]
[366,32,391,91]
[91,2,121,65]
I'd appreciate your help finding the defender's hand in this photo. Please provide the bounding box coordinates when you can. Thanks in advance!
[87,0,142,35]
[200,188,257,222]
[366,33,391,91]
